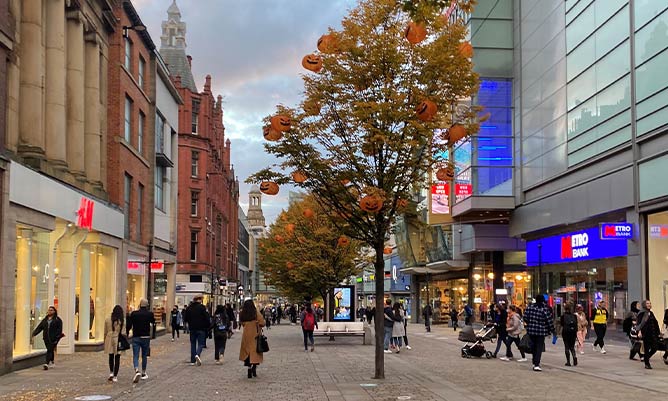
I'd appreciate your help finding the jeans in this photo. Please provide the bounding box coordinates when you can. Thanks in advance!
[424,317,431,332]
[108,354,121,376]
[190,330,206,363]
[303,329,314,350]
[391,337,403,348]
[383,326,393,350]
[45,343,56,365]
[171,323,180,339]
[593,323,606,348]
[494,331,507,356]
[529,335,545,367]
[504,335,525,359]
[132,337,150,372]
[214,332,227,360]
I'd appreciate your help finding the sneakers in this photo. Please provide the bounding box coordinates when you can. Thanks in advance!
[195,355,202,366]
[189,363,196,366]
[48,362,55,369]
[384,350,393,354]
[533,366,542,372]
[592,344,598,352]
[43,364,49,370]
[132,370,141,384]
[406,345,412,350]
[108,373,114,382]
[304,349,309,353]
[112,377,118,383]
[517,358,528,362]
[140,373,149,380]
[215,360,221,364]
[600,347,607,354]
[499,356,511,362]
[310,345,314,352]
[171,338,175,342]
[580,351,585,355]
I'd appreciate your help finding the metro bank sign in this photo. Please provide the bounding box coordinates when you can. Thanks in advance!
[527,225,629,267]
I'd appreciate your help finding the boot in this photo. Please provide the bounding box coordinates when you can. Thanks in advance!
[247,368,252,378]
[251,364,257,377]
[565,353,571,366]
[573,356,578,366]
[645,361,652,369]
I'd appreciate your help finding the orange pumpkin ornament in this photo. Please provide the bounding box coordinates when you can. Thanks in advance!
[286,261,294,270]
[274,234,284,243]
[303,208,315,219]
[286,223,295,235]
[263,125,282,141]
[270,115,291,132]
[405,21,427,44]
[292,171,307,183]
[459,41,474,58]
[416,99,437,122]
[302,54,323,73]
[383,246,393,255]
[317,34,338,54]
[446,124,468,145]
[359,195,384,213]
[337,236,350,247]
[436,165,455,181]
[259,181,279,195]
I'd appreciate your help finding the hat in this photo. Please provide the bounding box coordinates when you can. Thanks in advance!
[139,298,149,308]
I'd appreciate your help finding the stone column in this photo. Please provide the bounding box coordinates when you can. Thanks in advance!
[66,12,86,181]
[18,0,45,159]
[45,0,68,169]
[84,35,101,187]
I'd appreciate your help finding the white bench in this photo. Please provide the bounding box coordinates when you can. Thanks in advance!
[313,322,366,344]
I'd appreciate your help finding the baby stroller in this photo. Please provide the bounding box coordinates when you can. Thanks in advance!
[459,322,497,359]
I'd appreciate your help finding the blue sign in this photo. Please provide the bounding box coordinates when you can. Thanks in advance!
[600,223,633,239]
[526,226,628,266]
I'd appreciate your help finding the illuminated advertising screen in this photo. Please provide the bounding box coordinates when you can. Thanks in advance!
[331,285,355,322]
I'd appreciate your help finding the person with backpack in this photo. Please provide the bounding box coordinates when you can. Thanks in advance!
[575,304,589,355]
[211,305,231,364]
[622,301,641,360]
[560,303,578,366]
[523,294,555,372]
[592,300,609,354]
[300,303,318,352]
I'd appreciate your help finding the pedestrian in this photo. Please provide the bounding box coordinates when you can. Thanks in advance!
[523,294,554,372]
[662,307,668,363]
[560,303,578,366]
[183,295,210,367]
[211,305,231,364]
[104,305,124,382]
[289,304,297,325]
[239,299,265,378]
[637,299,660,369]
[170,305,182,341]
[391,302,405,353]
[575,304,589,355]
[182,305,190,334]
[225,303,236,338]
[500,304,527,362]
[401,302,412,350]
[383,298,396,353]
[592,300,609,354]
[276,304,283,325]
[32,305,63,370]
[460,302,473,326]
[300,303,318,352]
[126,299,155,383]
[450,305,458,331]
[492,302,508,358]
[264,305,273,330]
[422,303,432,332]
[366,306,375,325]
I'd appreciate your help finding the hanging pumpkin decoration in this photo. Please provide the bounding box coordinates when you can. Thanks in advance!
[303,99,321,116]
[303,208,315,219]
[263,125,283,141]
[270,115,291,132]
[302,54,323,73]
[446,124,468,145]
[459,41,474,58]
[359,194,384,213]
[286,223,295,235]
[416,99,437,122]
[405,21,427,44]
[383,246,393,255]
[260,181,279,195]
[317,34,339,54]
[337,236,350,247]
[274,234,284,243]
[292,171,307,183]
[436,165,455,181]
[286,261,295,270]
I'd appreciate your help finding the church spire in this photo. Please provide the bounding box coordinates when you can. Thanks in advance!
[161,0,186,49]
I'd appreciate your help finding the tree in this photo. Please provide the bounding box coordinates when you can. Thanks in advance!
[249,0,480,379]
[258,194,362,303]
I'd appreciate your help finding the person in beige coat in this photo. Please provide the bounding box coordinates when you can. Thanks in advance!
[104,305,125,382]
[238,299,266,378]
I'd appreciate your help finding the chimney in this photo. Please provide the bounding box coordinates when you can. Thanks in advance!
[204,75,212,92]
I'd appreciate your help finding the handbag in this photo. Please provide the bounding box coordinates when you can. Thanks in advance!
[256,322,269,353]
[118,334,131,351]
[519,333,532,354]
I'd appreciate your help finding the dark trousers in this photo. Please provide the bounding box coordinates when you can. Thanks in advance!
[108,354,121,376]
[424,316,431,332]
[563,333,577,363]
[214,333,227,360]
[504,335,525,358]
[530,335,545,367]
[403,322,409,346]
[494,331,507,355]
[645,340,658,366]
[45,343,56,364]
[303,329,314,350]
[171,324,180,339]
[593,323,606,347]
[190,330,206,363]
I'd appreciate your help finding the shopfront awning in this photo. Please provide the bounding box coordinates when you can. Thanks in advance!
[400,259,469,275]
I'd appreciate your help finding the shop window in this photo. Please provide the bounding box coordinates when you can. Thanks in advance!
[75,244,116,343]
[138,112,145,154]
[127,258,145,314]
[648,211,668,311]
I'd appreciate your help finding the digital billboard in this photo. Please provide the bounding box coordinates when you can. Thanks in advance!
[331,285,355,322]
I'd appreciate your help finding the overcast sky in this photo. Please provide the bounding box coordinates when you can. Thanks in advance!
[134,0,357,224]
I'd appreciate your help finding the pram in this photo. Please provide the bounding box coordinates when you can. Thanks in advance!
[458,322,497,359]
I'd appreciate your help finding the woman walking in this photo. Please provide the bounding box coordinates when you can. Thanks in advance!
[212,305,231,364]
[239,300,265,378]
[623,301,641,360]
[637,300,660,369]
[592,300,609,354]
[575,305,588,355]
[104,305,124,382]
[391,302,405,353]
[32,306,63,370]
[500,305,526,362]
[300,303,318,352]
[560,303,578,366]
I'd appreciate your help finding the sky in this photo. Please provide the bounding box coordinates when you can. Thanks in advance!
[134,0,358,224]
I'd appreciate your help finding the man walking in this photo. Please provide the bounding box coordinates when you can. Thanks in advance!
[523,295,554,372]
[184,295,210,366]
[383,298,396,353]
[423,303,432,332]
[126,299,156,383]
[170,305,182,341]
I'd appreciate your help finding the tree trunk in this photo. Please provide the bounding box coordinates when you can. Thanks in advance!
[373,241,385,379]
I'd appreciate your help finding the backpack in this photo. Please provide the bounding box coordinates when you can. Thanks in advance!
[563,313,577,335]
[303,311,316,331]
[214,314,227,332]
[622,316,634,334]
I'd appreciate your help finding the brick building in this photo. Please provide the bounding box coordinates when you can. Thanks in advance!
[160,1,239,307]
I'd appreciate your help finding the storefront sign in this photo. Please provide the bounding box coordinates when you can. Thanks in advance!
[150,261,164,273]
[650,225,668,238]
[600,223,633,239]
[526,226,628,266]
[76,197,95,231]
[127,261,144,274]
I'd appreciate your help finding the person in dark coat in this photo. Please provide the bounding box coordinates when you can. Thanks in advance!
[492,302,508,358]
[559,302,578,366]
[32,306,63,370]
[637,299,660,369]
[183,295,210,366]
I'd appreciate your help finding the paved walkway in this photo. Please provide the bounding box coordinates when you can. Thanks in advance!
[0,323,665,401]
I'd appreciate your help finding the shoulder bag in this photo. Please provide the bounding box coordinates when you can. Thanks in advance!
[256,322,269,353]
[118,334,131,351]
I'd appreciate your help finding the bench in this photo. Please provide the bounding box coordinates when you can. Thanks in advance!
[313,322,366,344]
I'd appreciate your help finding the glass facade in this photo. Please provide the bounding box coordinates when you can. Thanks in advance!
[75,244,115,343]
[648,211,668,312]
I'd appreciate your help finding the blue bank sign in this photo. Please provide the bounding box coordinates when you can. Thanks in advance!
[600,223,634,239]
[527,226,628,267]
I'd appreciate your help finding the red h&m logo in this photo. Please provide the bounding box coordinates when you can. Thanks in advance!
[560,236,572,259]
[76,198,94,230]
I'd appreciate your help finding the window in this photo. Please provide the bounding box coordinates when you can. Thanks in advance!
[124,174,132,239]
[138,112,145,154]
[190,231,198,261]
[138,56,145,88]
[124,37,132,70]
[155,167,164,210]
[155,112,165,153]
[191,151,199,177]
[124,97,132,142]
[191,100,200,134]
[137,184,144,241]
[190,191,199,216]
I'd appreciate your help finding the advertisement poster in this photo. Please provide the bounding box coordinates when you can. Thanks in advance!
[331,285,355,322]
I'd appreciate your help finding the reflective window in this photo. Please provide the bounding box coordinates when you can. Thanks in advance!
[567,3,595,52]
[634,0,668,30]
[568,67,596,110]
[636,48,668,102]
[639,154,668,201]
[568,75,630,139]
[594,6,629,59]
[567,37,595,81]
[595,42,630,90]
[635,9,668,66]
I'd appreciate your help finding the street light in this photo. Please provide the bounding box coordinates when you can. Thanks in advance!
[123,23,147,38]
